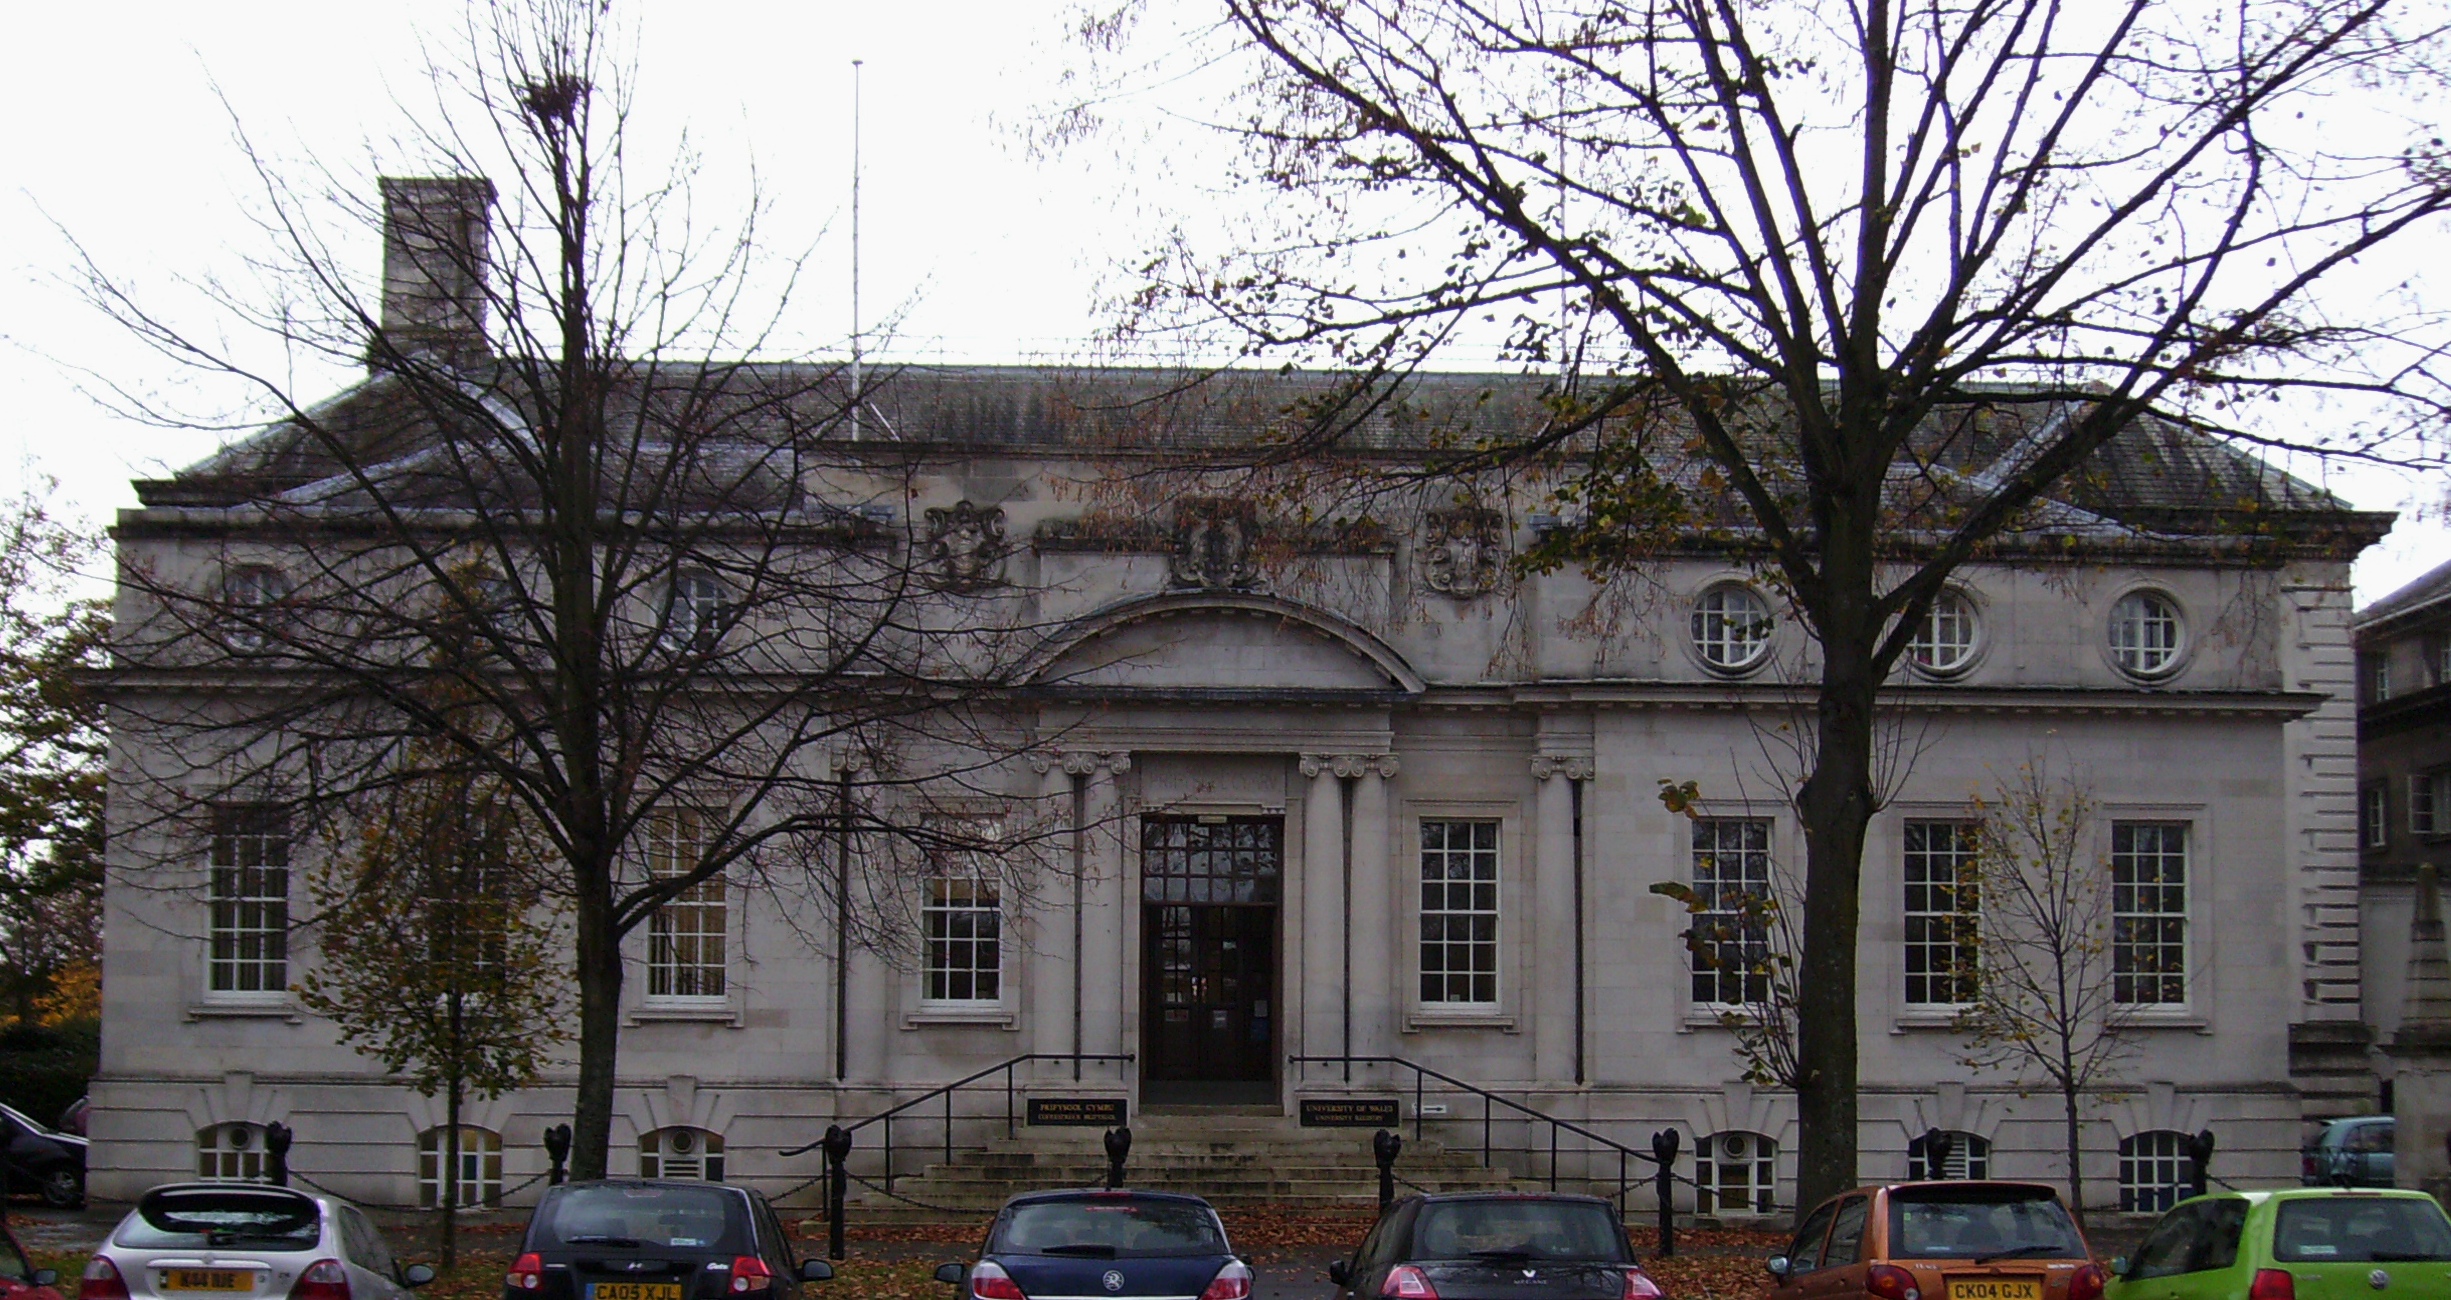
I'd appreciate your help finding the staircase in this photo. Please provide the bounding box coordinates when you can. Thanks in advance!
[851,1107,1530,1218]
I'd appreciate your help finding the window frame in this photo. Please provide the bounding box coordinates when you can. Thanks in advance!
[2110,820,2191,1009]
[661,570,729,652]
[2118,1130,2193,1216]
[1901,819,1982,1008]
[2366,652,2393,703]
[921,870,1005,1007]
[644,808,729,1004]
[2413,769,2451,839]
[639,1126,727,1182]
[224,564,291,652]
[2364,783,2390,851]
[416,1124,504,1209]
[1905,590,1982,678]
[1689,583,1775,675]
[2106,589,2187,681]
[195,1122,268,1182]
[206,806,291,1002]
[1905,1131,1992,1180]
[1688,816,1776,1010]
[1417,816,1503,1010]
[1696,1130,1779,1217]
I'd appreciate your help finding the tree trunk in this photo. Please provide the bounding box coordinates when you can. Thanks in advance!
[569,860,620,1180]
[2062,1081,2085,1231]
[1791,537,1883,1219]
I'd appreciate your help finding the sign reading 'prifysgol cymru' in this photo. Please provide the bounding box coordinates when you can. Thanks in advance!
[1027,1097,1128,1127]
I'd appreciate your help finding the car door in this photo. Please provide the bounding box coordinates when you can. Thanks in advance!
[752,1195,801,1300]
[1806,1197,1872,1300]
[2115,1203,2208,1300]
[1773,1199,1842,1300]
[338,1207,403,1300]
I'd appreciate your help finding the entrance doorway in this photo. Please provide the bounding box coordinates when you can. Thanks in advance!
[1140,816,1280,1105]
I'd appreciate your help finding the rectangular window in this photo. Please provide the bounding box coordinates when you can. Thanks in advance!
[208,806,290,995]
[1902,821,1981,1006]
[1419,819,1500,1006]
[2366,653,2392,703]
[2415,771,2444,838]
[646,809,726,1000]
[1690,818,1773,1006]
[2111,822,2189,1006]
[2364,784,2390,850]
[923,874,1002,1002]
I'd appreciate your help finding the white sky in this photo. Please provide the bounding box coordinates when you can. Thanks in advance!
[1,0,2440,607]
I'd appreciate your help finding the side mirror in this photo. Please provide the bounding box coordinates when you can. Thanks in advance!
[935,1264,967,1287]
[33,1271,59,1288]
[402,1265,437,1289]
[1327,1262,1353,1287]
[2109,1257,2128,1278]
[1765,1257,1792,1283]
[799,1261,835,1284]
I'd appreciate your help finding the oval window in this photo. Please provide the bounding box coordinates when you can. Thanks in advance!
[1907,591,1979,676]
[1691,585,1773,672]
[2108,591,2184,679]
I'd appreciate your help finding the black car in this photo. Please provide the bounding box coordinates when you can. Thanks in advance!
[935,1191,1251,1300]
[1326,1194,1664,1300]
[503,1181,832,1300]
[0,1102,86,1208]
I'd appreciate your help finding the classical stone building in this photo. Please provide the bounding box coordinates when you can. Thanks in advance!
[2354,559,2451,1114]
[90,181,2390,1217]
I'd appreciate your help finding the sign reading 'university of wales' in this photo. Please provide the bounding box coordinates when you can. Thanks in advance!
[1027,1097,1128,1127]
[1300,1098,1401,1128]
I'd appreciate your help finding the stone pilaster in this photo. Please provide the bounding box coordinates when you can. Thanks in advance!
[1532,755,1593,1083]
[1299,755,1347,1071]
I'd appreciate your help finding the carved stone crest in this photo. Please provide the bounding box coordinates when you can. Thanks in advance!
[923,500,1007,591]
[1169,499,1260,591]
[1419,507,1506,597]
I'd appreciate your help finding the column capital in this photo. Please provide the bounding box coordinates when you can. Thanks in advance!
[1530,755,1595,782]
[1303,753,1399,779]
[1034,749,1132,777]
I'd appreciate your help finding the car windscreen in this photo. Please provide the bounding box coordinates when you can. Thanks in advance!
[533,1185,746,1252]
[119,1188,323,1249]
[1889,1187,2086,1260]
[2273,1197,2451,1263]
[1410,1200,1629,1263]
[995,1198,1227,1257]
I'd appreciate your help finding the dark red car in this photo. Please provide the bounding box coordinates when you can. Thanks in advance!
[1,1222,66,1300]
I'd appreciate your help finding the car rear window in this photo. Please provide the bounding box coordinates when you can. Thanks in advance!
[118,1188,324,1249]
[995,1197,1226,1257]
[533,1185,746,1252]
[1890,1187,2086,1260]
[1411,1200,1629,1263]
[2274,1197,2451,1263]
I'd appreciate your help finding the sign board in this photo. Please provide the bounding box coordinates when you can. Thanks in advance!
[1027,1097,1128,1127]
[1300,1098,1401,1128]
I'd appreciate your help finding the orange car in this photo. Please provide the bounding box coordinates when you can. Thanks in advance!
[1764,1181,2107,1300]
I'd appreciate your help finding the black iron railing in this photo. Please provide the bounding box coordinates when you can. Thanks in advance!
[1288,1054,1684,1255]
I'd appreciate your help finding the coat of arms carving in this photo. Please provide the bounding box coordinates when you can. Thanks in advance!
[923,500,1007,591]
[1169,499,1261,591]
[1419,507,1506,597]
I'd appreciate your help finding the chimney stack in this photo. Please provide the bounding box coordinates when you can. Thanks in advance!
[374,176,496,368]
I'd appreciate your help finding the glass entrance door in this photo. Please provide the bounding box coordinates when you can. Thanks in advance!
[1140,817,1281,1089]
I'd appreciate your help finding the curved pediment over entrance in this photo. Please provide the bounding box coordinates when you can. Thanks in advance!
[1029,592,1425,696]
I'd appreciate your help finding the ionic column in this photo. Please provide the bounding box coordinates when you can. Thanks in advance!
[1347,755,1399,1064]
[1531,755,1593,1084]
[1027,755,1080,1077]
[1078,752,1132,1078]
[1299,755,1347,1075]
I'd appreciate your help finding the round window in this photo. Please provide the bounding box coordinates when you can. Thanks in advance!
[1907,591,1979,676]
[2108,590,2184,679]
[1691,584,1774,672]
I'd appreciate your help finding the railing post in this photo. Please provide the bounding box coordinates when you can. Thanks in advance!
[1650,1129,1680,1259]
[1104,1126,1133,1189]
[1415,1072,1424,1143]
[1549,1124,1558,1191]
[946,1087,955,1168]
[263,1122,293,1188]
[1007,1063,1017,1141]
[884,1114,896,1194]
[1373,1129,1402,1212]
[544,1124,572,1186]
[821,1125,852,1263]
[1483,1094,1491,1166]
[2186,1129,2215,1200]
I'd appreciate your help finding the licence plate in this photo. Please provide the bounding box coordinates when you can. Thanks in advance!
[163,1271,255,1292]
[1946,1279,2040,1300]
[590,1285,682,1300]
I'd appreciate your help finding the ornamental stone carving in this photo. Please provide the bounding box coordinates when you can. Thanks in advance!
[1299,753,1401,780]
[1169,499,1261,591]
[1529,755,1595,782]
[1030,750,1133,777]
[923,500,1007,591]
[1419,507,1506,598]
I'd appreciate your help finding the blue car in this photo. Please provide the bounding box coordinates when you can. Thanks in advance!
[935,1191,1250,1300]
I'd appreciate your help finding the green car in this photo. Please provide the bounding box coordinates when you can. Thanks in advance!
[2103,1188,2451,1300]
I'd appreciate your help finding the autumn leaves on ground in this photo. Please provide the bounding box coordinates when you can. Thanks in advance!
[28,1213,1779,1300]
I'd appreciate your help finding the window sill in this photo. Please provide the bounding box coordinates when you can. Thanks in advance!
[629,1003,742,1026]
[186,1001,304,1023]
[1681,1006,1764,1032]
[1404,1010,1516,1033]
[903,1007,1018,1030]
[2122,1010,2211,1032]
[1891,1010,1972,1034]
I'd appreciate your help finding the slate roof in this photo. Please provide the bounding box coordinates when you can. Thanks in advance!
[2357,556,2451,631]
[131,362,2385,556]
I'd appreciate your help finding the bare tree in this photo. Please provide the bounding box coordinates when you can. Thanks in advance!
[86,0,1055,1178]
[1955,758,2137,1225]
[1068,0,2448,1205]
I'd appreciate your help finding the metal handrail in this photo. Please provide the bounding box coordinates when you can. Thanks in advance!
[783,1051,1135,1190]
[1287,1053,1685,1255]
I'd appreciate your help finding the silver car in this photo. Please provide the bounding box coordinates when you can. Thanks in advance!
[81,1184,434,1300]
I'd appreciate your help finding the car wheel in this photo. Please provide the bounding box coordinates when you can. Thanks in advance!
[40,1166,85,1209]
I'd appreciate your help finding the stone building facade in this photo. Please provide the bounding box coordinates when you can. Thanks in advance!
[89,182,2389,1218]
[2355,559,2451,1109]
